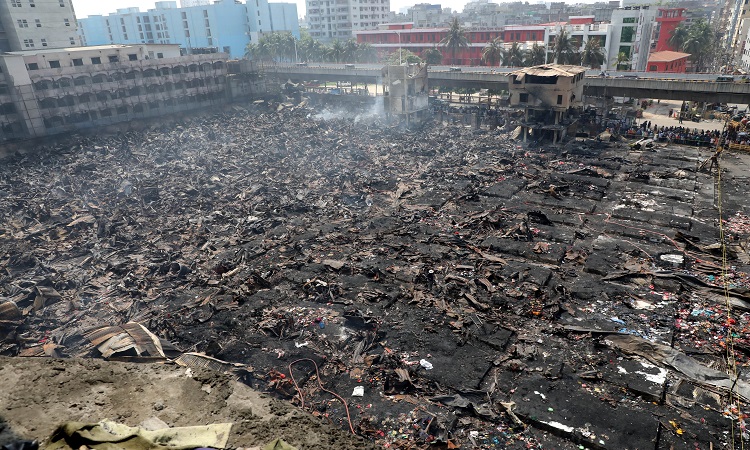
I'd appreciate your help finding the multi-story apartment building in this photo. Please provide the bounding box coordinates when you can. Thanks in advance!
[0,0,82,52]
[546,17,611,62]
[78,0,299,60]
[607,6,657,71]
[0,43,227,141]
[306,0,390,41]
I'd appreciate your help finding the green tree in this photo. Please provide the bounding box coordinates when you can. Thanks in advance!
[616,51,631,70]
[356,42,377,63]
[523,43,546,66]
[327,40,345,63]
[422,47,443,65]
[682,19,714,72]
[482,38,503,66]
[384,49,423,65]
[440,17,469,65]
[343,39,359,63]
[504,42,524,67]
[298,30,325,62]
[581,38,606,68]
[552,28,576,64]
[668,22,689,51]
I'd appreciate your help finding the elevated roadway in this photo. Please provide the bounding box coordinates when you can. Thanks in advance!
[267,63,750,103]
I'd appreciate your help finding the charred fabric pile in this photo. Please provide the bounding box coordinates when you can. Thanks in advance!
[1,103,750,449]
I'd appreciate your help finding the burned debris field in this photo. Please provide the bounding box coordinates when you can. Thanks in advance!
[2,105,750,449]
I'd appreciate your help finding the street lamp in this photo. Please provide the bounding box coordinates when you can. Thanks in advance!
[391,30,402,65]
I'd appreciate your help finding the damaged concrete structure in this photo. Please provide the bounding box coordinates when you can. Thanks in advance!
[382,63,428,126]
[0,43,227,140]
[509,64,586,144]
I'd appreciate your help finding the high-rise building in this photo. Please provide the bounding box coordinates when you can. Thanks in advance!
[0,0,82,52]
[306,0,390,41]
[78,0,299,59]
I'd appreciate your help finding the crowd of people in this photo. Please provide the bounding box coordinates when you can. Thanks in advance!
[621,120,723,147]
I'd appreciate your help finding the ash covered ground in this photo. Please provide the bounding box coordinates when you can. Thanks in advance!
[2,103,750,449]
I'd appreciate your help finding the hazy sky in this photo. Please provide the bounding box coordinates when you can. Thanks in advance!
[71,0,548,20]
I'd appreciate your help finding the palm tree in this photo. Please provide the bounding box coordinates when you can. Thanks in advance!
[327,40,345,63]
[616,51,631,70]
[440,17,469,65]
[422,47,443,65]
[683,19,713,71]
[343,39,359,63]
[668,23,690,52]
[482,38,503,66]
[552,28,576,64]
[581,38,605,68]
[356,42,377,63]
[523,43,546,66]
[504,42,524,67]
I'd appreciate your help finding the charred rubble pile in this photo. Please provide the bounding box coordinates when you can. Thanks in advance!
[2,103,750,449]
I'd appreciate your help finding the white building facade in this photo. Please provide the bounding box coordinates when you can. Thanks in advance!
[607,6,657,71]
[0,44,227,140]
[0,0,82,52]
[307,0,390,41]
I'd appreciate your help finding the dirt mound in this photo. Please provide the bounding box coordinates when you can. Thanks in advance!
[0,356,375,450]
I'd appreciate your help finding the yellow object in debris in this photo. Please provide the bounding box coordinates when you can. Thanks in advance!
[44,420,233,450]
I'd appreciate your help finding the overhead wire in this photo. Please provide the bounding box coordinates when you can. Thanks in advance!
[715,119,745,449]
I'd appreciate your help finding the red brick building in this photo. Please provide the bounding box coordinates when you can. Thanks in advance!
[646,50,690,73]
[355,22,504,65]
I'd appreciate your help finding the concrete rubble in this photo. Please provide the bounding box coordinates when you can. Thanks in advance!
[1,99,750,449]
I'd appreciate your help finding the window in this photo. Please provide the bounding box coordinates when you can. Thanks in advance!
[17,19,28,28]
[49,60,61,68]
[185,30,190,37]
[108,55,118,62]
[128,53,137,61]
[29,0,35,6]
[623,17,637,23]
[27,63,38,70]
[64,18,70,26]
[203,9,208,17]
[59,0,65,6]
[181,12,187,19]
[35,19,41,27]
[556,94,563,105]
[10,0,21,6]
[157,52,164,58]
[519,93,529,102]
[649,64,657,71]
[91,56,101,64]
[620,26,635,43]
[41,38,47,46]
[23,39,34,48]
[70,37,76,45]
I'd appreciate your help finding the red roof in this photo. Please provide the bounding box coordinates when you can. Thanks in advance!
[648,50,691,62]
